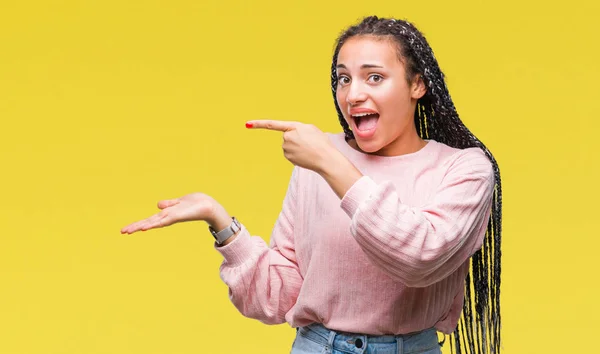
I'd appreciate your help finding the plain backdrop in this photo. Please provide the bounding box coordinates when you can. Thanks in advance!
[1,1,598,353]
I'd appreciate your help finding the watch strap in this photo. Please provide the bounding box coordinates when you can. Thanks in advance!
[209,217,241,244]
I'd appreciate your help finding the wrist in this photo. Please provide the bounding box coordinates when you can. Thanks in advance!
[207,204,241,246]
[316,148,343,176]
[318,151,363,200]
[206,203,231,231]
[318,150,347,178]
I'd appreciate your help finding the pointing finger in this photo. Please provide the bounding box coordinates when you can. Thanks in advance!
[246,120,300,132]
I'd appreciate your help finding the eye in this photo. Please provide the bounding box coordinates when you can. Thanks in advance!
[337,75,350,86]
[368,74,384,83]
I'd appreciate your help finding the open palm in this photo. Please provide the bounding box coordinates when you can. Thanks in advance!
[120,192,217,234]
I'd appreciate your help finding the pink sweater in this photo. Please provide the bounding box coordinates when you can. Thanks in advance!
[216,132,494,335]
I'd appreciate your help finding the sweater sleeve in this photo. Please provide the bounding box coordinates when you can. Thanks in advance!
[214,166,302,324]
[340,148,495,288]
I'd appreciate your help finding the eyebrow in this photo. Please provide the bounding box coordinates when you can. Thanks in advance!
[336,64,384,69]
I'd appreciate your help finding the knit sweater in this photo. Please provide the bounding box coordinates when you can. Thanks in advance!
[215,132,494,335]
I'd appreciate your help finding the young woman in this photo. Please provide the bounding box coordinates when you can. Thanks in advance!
[121,16,502,354]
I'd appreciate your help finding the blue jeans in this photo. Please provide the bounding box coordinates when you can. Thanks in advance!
[290,323,443,354]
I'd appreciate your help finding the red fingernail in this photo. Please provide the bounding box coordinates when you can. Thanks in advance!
[245,122,253,128]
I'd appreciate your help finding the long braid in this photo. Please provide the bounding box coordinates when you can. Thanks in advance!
[330,16,503,354]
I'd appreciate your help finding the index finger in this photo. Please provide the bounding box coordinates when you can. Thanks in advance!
[247,120,300,132]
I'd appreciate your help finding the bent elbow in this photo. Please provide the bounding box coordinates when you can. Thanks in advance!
[398,257,446,288]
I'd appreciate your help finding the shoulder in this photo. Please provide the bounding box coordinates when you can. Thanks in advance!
[433,141,494,183]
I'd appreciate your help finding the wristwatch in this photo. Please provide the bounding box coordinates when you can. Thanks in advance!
[209,217,241,245]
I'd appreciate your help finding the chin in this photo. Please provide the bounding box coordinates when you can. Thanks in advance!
[354,137,384,154]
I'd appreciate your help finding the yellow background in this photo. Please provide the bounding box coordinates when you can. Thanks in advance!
[1,1,598,353]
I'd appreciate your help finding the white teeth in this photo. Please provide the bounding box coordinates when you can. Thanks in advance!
[351,112,376,117]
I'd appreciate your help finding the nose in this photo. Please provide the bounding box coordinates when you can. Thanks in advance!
[346,82,367,106]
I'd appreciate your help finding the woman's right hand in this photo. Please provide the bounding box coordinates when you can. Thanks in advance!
[120,192,224,234]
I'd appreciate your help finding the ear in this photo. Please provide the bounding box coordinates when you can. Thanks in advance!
[411,74,427,99]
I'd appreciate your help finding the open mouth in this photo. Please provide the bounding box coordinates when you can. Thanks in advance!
[354,113,379,133]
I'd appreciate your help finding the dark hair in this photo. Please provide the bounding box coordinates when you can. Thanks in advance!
[330,16,503,354]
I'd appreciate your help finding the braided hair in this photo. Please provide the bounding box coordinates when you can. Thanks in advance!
[330,16,503,354]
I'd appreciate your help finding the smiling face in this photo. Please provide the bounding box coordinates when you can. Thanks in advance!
[335,35,426,156]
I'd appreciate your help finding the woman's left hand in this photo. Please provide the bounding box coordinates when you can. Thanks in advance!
[246,120,339,174]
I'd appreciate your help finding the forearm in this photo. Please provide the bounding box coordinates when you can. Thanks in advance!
[218,232,302,324]
[318,151,363,200]
[340,173,494,287]
[214,172,303,324]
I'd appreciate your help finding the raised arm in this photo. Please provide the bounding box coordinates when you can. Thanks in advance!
[339,149,495,287]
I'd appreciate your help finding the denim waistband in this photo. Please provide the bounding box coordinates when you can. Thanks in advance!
[304,323,436,342]
[297,323,440,354]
